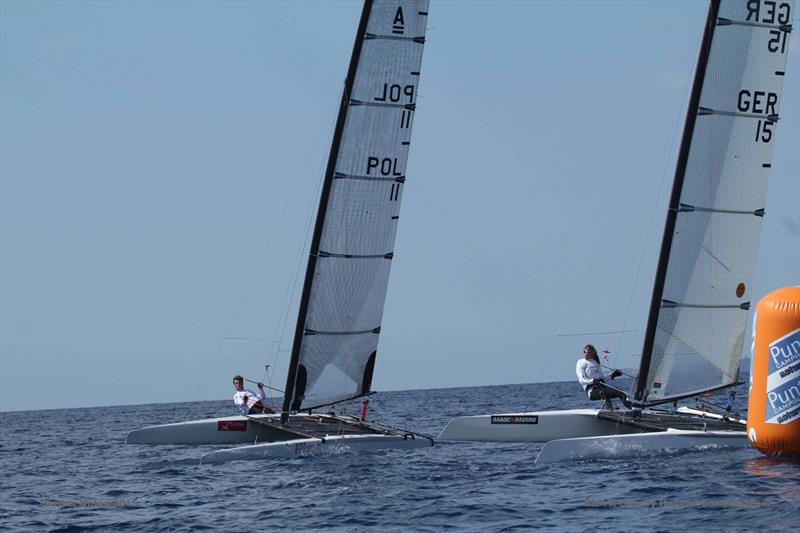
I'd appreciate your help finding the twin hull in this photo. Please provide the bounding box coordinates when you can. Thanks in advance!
[125,414,397,445]
[438,408,748,464]
[437,409,641,443]
[534,429,748,464]
[200,434,433,463]
[128,409,746,464]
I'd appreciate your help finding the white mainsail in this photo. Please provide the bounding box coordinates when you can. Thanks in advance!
[283,0,429,414]
[125,0,436,449]
[637,0,794,403]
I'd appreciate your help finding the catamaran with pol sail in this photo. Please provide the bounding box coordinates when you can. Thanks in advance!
[127,0,434,459]
[439,0,795,462]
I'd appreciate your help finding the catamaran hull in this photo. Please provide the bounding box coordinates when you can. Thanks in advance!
[534,429,747,464]
[200,434,434,463]
[126,414,285,445]
[437,409,641,443]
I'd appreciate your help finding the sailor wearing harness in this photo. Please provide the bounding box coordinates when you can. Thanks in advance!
[232,375,275,415]
[576,344,630,410]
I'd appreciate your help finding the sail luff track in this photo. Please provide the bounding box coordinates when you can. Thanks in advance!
[635,0,722,402]
[282,0,375,423]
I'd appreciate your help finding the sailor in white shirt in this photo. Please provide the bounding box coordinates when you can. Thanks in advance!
[576,344,629,410]
[232,375,275,415]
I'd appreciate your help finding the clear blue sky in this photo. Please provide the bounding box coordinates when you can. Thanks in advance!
[1,1,798,412]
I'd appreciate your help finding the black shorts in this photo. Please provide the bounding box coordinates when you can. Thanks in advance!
[248,402,276,414]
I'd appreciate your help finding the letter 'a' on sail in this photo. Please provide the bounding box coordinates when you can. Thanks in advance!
[282,0,429,419]
[635,0,795,405]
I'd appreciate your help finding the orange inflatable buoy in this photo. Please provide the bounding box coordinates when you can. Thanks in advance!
[748,286,800,456]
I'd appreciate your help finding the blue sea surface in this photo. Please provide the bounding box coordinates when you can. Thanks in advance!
[1,381,798,532]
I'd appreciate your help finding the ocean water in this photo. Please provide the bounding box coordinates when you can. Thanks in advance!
[1,381,798,532]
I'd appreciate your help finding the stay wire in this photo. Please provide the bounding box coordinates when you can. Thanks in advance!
[269,93,338,381]
[550,25,702,379]
[192,85,340,413]
[269,151,328,381]
[610,26,702,369]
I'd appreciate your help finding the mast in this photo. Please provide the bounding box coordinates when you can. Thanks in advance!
[635,0,794,403]
[282,0,429,421]
[635,0,721,402]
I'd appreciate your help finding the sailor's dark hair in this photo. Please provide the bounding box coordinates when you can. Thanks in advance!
[233,375,244,382]
[583,344,600,364]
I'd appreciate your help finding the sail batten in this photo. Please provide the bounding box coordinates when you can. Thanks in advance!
[318,251,394,259]
[334,171,406,182]
[661,300,750,310]
[697,106,779,120]
[305,328,381,336]
[365,33,426,43]
[350,99,416,109]
[677,204,765,216]
[636,0,794,404]
[282,0,429,419]
[717,17,793,31]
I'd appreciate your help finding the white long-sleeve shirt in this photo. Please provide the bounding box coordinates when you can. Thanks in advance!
[233,387,266,415]
[576,358,608,390]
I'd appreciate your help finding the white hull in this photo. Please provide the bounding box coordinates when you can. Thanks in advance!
[438,407,746,443]
[534,428,747,464]
[126,414,283,445]
[200,434,434,463]
[437,409,641,443]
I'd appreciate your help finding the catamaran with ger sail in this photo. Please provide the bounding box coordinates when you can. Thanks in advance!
[439,0,795,463]
[127,0,434,461]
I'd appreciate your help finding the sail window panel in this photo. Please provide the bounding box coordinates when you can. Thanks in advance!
[664,209,764,304]
[334,106,412,179]
[653,212,758,400]
[717,0,793,31]
[320,179,401,256]
[353,40,424,104]
[297,332,380,408]
[701,53,787,116]
[366,0,429,37]
[714,0,792,80]
[654,305,746,365]
[341,102,415,153]
[680,117,774,212]
[648,306,746,400]
[688,19,788,211]
[304,257,392,333]
[717,0,793,21]
[649,207,764,401]
[704,20,789,110]
[344,103,417,141]
[679,3,791,210]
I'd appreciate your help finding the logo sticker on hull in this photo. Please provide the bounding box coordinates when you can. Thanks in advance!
[490,415,538,425]
[217,420,248,432]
